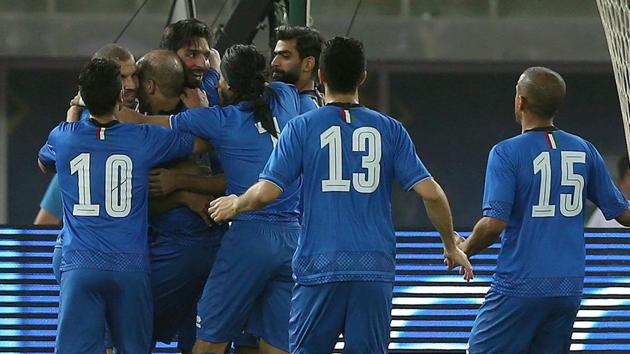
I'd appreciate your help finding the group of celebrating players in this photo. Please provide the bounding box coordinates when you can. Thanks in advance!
[36,15,630,354]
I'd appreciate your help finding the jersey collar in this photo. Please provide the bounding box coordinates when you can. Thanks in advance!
[326,102,363,109]
[523,126,558,133]
[88,118,120,128]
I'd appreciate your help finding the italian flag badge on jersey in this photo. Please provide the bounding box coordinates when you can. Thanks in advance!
[545,131,558,149]
[341,109,355,124]
[96,127,106,140]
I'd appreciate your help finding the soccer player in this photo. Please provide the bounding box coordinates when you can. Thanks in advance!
[271,25,325,112]
[36,43,139,226]
[160,18,221,106]
[118,44,302,354]
[135,49,227,353]
[208,36,473,353]
[38,58,206,353]
[458,67,630,353]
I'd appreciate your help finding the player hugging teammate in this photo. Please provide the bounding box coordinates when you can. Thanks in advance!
[39,15,628,354]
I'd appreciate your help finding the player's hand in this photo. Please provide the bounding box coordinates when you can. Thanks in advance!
[208,48,221,71]
[69,92,85,108]
[180,191,214,226]
[181,88,209,108]
[443,246,474,281]
[149,169,178,196]
[208,194,239,223]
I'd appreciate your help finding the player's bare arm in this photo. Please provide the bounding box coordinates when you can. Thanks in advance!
[615,208,630,226]
[412,178,473,281]
[208,180,282,222]
[149,159,224,195]
[154,172,226,197]
[149,190,214,226]
[115,106,171,127]
[459,216,506,257]
[66,92,84,122]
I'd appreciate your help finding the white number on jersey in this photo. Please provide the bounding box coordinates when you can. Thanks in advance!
[255,117,281,147]
[532,151,586,218]
[70,153,133,218]
[320,126,382,193]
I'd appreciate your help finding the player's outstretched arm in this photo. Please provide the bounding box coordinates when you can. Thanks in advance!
[115,107,171,127]
[459,216,506,257]
[615,208,630,227]
[412,178,473,281]
[208,180,282,222]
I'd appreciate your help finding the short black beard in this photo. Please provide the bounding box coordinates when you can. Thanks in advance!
[273,68,300,85]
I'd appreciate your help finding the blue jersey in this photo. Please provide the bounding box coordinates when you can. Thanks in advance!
[170,81,302,223]
[38,119,195,272]
[148,104,226,246]
[260,104,431,284]
[299,90,322,114]
[483,127,629,297]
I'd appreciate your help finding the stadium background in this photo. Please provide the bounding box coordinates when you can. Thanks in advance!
[1,0,630,353]
[0,0,625,227]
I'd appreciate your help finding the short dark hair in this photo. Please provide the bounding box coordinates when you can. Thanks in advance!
[160,18,212,52]
[276,26,324,77]
[320,36,366,94]
[518,66,566,119]
[137,50,185,99]
[618,153,630,180]
[78,58,121,116]
[92,43,133,62]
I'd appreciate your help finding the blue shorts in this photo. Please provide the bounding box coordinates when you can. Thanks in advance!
[196,220,299,351]
[289,281,393,354]
[150,236,221,350]
[468,289,581,354]
[56,269,152,354]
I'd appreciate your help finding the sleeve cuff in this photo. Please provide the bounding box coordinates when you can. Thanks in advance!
[404,174,432,191]
[259,178,284,193]
[259,172,287,193]
[168,115,176,130]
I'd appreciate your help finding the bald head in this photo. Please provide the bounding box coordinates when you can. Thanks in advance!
[516,66,566,119]
[92,43,134,62]
[136,50,185,99]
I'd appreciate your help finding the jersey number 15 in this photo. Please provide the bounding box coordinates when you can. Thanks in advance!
[532,151,585,218]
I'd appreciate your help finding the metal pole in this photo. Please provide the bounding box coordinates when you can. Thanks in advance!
[289,0,307,26]
[0,65,7,223]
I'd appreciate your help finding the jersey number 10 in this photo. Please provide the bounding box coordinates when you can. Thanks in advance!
[70,153,133,218]
[532,151,585,218]
[320,126,382,193]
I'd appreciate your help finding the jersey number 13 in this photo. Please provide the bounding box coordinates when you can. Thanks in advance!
[320,126,382,193]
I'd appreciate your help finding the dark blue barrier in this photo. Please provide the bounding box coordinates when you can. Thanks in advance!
[1,228,628,353]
